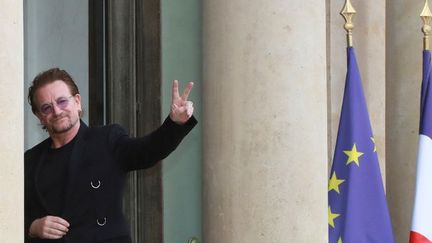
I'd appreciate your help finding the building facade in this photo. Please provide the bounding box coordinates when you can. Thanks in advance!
[0,0,421,242]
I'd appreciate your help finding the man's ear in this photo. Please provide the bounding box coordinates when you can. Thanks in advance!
[74,94,82,108]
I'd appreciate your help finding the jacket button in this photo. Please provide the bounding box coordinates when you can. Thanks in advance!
[97,217,107,226]
[91,180,101,189]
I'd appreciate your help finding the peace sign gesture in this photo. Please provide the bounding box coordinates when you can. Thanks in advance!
[169,80,194,125]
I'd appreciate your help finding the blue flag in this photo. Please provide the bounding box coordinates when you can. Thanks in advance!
[328,47,394,243]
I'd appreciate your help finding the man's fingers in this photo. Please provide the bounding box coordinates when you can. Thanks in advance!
[43,232,64,239]
[46,227,67,237]
[172,80,180,101]
[186,106,194,117]
[51,222,69,233]
[181,82,194,100]
[174,106,186,114]
[42,216,69,238]
[40,225,67,239]
[172,80,193,102]
[170,95,194,124]
[49,216,70,227]
[29,216,70,239]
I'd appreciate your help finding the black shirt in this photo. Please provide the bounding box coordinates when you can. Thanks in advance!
[38,136,76,216]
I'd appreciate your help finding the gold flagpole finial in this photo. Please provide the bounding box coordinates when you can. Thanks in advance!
[421,0,432,50]
[341,0,356,47]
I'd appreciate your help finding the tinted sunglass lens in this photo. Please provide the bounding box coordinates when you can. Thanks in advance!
[57,98,69,109]
[40,105,53,115]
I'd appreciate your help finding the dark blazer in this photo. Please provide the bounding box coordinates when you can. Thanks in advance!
[25,116,197,243]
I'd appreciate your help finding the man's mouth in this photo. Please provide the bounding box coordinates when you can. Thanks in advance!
[53,116,67,122]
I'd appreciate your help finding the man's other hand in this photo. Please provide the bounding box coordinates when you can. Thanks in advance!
[29,215,70,239]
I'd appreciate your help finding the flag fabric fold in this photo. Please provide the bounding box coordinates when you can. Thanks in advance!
[328,47,395,243]
[409,50,432,243]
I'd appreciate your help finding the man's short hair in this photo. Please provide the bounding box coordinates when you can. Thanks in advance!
[28,68,80,114]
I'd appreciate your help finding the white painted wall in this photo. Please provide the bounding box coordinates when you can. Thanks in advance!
[0,0,23,242]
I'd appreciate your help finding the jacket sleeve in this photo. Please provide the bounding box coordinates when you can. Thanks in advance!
[109,116,197,171]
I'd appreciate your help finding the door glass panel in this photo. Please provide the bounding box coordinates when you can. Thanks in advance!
[24,0,89,149]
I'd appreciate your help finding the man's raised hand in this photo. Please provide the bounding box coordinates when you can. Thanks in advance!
[169,80,194,124]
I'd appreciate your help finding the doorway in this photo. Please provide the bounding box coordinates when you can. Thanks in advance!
[89,1,162,242]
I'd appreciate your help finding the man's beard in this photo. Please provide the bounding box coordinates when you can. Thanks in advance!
[48,115,79,134]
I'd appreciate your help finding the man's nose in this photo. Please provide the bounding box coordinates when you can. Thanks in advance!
[52,103,62,115]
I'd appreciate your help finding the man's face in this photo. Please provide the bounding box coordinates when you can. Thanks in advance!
[34,80,81,135]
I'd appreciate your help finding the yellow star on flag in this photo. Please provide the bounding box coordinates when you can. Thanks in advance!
[328,206,340,228]
[338,237,342,243]
[371,137,377,152]
[329,171,345,194]
[344,144,364,166]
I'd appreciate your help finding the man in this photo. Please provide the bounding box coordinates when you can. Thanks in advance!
[25,68,197,242]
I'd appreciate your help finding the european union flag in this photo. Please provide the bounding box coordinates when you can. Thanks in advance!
[328,47,394,243]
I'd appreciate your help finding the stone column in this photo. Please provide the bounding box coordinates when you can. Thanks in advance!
[0,0,24,242]
[202,0,328,242]
[386,1,423,242]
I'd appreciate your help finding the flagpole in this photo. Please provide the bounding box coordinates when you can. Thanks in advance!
[340,0,356,48]
[421,0,432,50]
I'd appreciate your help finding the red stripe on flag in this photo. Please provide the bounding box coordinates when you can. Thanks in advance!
[410,231,432,243]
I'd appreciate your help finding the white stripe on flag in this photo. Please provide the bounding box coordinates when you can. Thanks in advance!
[412,134,432,241]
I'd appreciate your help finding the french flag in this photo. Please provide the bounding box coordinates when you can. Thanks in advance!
[410,50,432,243]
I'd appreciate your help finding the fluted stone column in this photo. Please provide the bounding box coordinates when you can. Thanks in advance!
[0,0,23,242]
[203,1,328,242]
